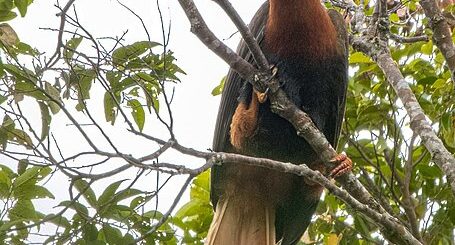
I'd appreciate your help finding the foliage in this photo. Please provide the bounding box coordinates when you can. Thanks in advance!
[0,0,454,244]
[0,1,189,243]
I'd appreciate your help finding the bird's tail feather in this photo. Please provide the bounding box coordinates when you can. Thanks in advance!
[205,195,275,245]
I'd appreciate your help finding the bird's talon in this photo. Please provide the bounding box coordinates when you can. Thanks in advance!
[256,90,268,103]
[271,65,278,77]
[329,153,352,179]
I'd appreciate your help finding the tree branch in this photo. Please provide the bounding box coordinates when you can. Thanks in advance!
[212,0,270,72]
[419,0,455,84]
[352,21,455,200]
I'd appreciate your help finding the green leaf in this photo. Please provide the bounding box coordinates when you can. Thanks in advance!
[432,78,448,89]
[421,41,433,55]
[112,41,161,67]
[389,13,399,22]
[0,170,12,197]
[83,223,98,241]
[128,99,145,132]
[98,179,125,207]
[175,199,208,219]
[104,92,117,124]
[106,71,122,85]
[42,213,71,228]
[100,224,123,244]
[17,159,28,175]
[0,94,6,104]
[0,164,15,178]
[58,200,89,216]
[45,82,62,114]
[63,37,83,64]
[122,234,135,244]
[441,113,452,132]
[14,184,55,199]
[4,64,36,83]
[349,52,372,64]
[190,170,210,201]
[211,76,225,96]
[444,131,455,149]
[0,169,11,186]
[8,199,36,220]
[111,188,142,203]
[417,165,442,179]
[143,210,164,220]
[13,166,51,187]
[130,195,152,209]
[354,215,371,238]
[0,10,17,22]
[15,41,38,56]
[31,186,55,199]
[14,81,45,101]
[0,0,14,11]
[9,128,33,148]
[14,0,28,17]
[142,82,160,113]
[99,204,133,221]
[38,102,51,140]
[69,68,96,101]
[130,87,141,97]
[0,115,14,149]
[74,179,97,208]
[0,219,26,231]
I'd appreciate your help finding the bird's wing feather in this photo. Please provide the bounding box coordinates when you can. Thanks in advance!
[327,9,349,149]
[211,2,269,207]
[212,2,269,152]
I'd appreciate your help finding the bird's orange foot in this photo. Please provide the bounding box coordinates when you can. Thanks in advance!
[329,153,352,178]
[255,89,268,103]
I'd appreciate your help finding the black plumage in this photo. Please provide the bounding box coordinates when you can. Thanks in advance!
[207,1,349,244]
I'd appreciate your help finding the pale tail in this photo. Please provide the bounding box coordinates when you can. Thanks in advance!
[205,196,275,245]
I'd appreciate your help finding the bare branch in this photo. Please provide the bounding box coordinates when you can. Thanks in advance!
[212,0,270,72]
[44,0,77,70]
[389,32,429,43]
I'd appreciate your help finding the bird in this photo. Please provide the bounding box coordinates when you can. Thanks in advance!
[206,1,351,244]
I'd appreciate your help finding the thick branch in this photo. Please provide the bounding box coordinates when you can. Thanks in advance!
[352,36,455,198]
[402,134,421,240]
[420,0,455,83]
[177,0,257,82]
[214,153,421,245]
[212,0,270,72]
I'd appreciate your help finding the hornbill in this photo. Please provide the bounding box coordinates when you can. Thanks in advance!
[207,1,351,244]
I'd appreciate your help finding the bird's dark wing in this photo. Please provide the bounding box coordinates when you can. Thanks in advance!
[327,9,349,149]
[212,2,269,152]
[211,2,269,207]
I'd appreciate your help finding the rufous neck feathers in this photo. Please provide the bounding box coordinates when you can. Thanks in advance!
[265,0,338,58]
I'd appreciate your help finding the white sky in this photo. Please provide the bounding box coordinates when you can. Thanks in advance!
[0,0,266,241]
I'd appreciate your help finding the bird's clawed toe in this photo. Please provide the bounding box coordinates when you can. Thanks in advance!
[255,89,269,103]
[329,153,352,178]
